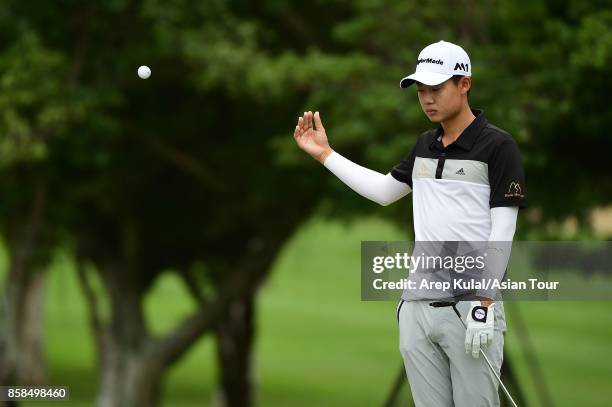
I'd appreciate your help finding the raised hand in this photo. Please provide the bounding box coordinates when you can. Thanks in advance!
[293,111,333,163]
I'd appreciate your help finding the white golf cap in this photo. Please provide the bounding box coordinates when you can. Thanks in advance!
[400,40,471,88]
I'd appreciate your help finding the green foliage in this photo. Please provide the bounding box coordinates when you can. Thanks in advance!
[0,28,65,166]
[0,0,608,289]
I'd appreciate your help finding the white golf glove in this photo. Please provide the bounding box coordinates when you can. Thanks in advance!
[465,301,494,358]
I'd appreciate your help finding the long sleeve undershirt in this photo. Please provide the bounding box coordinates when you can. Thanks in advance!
[324,150,519,300]
[323,150,519,242]
[323,151,411,206]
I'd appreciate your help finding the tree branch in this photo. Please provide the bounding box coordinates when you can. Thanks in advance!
[8,176,47,283]
[147,138,228,194]
[151,232,288,369]
[179,269,207,306]
[75,257,106,353]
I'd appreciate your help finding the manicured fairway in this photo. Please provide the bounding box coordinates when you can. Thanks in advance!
[3,217,610,406]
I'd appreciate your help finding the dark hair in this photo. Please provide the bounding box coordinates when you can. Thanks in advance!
[451,75,470,97]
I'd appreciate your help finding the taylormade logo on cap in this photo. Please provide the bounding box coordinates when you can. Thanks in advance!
[400,40,471,88]
[417,58,444,66]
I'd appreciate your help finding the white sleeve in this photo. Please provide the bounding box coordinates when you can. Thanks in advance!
[478,206,519,300]
[489,207,518,241]
[323,151,411,206]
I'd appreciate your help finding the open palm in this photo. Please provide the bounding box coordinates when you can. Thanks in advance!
[293,111,331,163]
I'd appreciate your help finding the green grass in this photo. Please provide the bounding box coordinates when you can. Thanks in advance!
[1,216,610,406]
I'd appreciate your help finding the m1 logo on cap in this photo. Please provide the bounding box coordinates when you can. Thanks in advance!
[454,62,469,71]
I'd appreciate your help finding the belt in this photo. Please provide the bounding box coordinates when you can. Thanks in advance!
[429,300,463,319]
[429,301,458,308]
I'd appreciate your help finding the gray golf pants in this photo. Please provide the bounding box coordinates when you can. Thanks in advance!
[397,300,505,407]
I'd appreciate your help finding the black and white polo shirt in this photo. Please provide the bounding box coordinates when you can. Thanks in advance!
[391,108,527,241]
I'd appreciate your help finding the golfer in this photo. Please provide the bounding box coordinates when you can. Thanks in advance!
[293,40,527,406]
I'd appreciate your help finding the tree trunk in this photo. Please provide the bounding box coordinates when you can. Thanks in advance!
[0,285,17,407]
[0,176,49,389]
[95,277,164,407]
[214,295,256,407]
[1,271,49,387]
[97,342,163,407]
[16,271,47,385]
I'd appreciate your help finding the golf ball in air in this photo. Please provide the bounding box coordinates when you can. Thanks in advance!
[137,65,151,79]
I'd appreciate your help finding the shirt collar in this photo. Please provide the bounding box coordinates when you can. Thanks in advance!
[430,108,487,152]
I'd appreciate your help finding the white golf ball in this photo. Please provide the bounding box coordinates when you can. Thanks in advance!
[137,65,151,79]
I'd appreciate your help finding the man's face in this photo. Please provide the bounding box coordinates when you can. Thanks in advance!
[416,77,469,122]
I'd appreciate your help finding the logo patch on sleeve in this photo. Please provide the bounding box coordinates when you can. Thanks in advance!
[504,181,524,198]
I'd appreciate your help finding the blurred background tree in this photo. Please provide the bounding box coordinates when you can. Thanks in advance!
[0,15,96,388]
